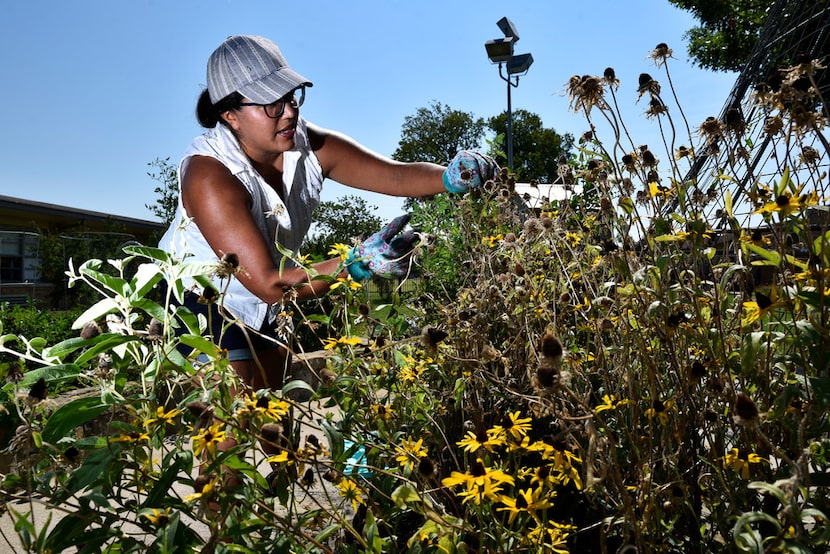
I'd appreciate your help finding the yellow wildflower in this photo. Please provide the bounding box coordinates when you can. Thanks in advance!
[192,421,226,458]
[322,335,364,350]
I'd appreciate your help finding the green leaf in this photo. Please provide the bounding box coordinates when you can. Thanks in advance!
[75,334,139,366]
[282,379,315,396]
[178,334,220,358]
[123,244,172,264]
[392,484,422,507]
[80,268,129,297]
[58,446,120,501]
[618,196,634,215]
[746,243,781,267]
[130,262,163,301]
[72,298,120,330]
[42,396,111,444]
[142,449,193,508]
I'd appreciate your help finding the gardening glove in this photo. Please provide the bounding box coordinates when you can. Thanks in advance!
[443,150,499,193]
[346,214,417,281]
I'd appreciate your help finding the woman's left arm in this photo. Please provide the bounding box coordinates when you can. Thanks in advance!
[308,123,447,198]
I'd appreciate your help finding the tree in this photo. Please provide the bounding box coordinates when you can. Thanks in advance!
[145,157,179,226]
[487,109,574,182]
[392,101,486,164]
[302,195,383,260]
[669,0,773,72]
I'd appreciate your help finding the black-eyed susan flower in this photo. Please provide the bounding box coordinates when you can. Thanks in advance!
[328,276,362,293]
[594,394,632,414]
[491,411,532,442]
[497,487,554,525]
[645,398,676,426]
[442,458,515,505]
[184,474,219,503]
[753,185,820,217]
[337,477,365,511]
[327,243,352,262]
[322,335,363,350]
[395,436,429,474]
[140,507,171,526]
[720,448,770,478]
[524,520,576,553]
[457,429,505,455]
[143,406,181,430]
[191,421,226,458]
[238,393,290,422]
[110,431,150,444]
[741,289,785,327]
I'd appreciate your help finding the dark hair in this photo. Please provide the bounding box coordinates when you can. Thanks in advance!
[196,89,244,128]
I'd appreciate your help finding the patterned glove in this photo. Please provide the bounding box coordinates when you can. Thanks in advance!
[442,150,499,193]
[346,214,418,281]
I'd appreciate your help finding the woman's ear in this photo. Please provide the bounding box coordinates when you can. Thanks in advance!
[221,109,239,130]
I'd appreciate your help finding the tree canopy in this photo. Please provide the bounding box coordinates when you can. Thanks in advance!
[487,109,574,182]
[301,195,383,260]
[669,0,773,72]
[392,101,486,164]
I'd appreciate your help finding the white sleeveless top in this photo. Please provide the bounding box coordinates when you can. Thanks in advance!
[157,117,323,330]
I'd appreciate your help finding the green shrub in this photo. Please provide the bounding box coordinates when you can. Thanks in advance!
[0,50,827,553]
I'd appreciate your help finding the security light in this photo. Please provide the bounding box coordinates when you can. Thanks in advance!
[485,37,514,63]
[497,17,520,42]
[507,53,534,75]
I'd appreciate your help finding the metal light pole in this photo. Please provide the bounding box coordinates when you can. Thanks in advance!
[485,17,533,172]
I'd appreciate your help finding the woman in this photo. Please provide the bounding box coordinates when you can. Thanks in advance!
[158,35,496,393]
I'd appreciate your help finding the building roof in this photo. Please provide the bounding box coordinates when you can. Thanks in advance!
[0,195,164,239]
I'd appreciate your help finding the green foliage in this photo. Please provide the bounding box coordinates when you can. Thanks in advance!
[487,109,575,181]
[669,0,772,72]
[392,101,486,164]
[0,51,828,553]
[0,303,82,349]
[36,224,136,309]
[144,157,179,228]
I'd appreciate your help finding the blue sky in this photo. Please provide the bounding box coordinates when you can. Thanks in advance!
[0,0,737,225]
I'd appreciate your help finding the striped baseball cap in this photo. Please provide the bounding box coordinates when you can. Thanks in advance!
[206,35,312,104]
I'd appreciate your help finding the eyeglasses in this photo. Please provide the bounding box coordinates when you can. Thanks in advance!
[238,86,305,119]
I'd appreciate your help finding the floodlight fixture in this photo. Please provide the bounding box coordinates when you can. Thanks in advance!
[507,53,534,75]
[483,17,533,171]
[497,16,520,42]
[485,37,514,63]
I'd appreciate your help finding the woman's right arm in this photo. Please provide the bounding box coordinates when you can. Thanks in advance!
[181,155,344,304]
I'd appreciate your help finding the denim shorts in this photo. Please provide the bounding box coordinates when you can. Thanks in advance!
[172,290,283,362]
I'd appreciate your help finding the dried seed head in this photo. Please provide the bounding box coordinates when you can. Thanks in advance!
[147,318,163,339]
[193,474,213,494]
[600,197,614,211]
[734,393,760,424]
[260,423,284,445]
[422,327,449,351]
[186,401,214,428]
[300,467,315,486]
[514,263,526,276]
[80,321,101,340]
[418,457,435,477]
[603,67,617,82]
[28,377,47,401]
[320,368,338,386]
[690,360,706,380]
[198,286,219,305]
[536,363,558,388]
[358,303,370,316]
[540,332,563,361]
[651,43,673,63]
[641,149,657,167]
[214,252,241,278]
